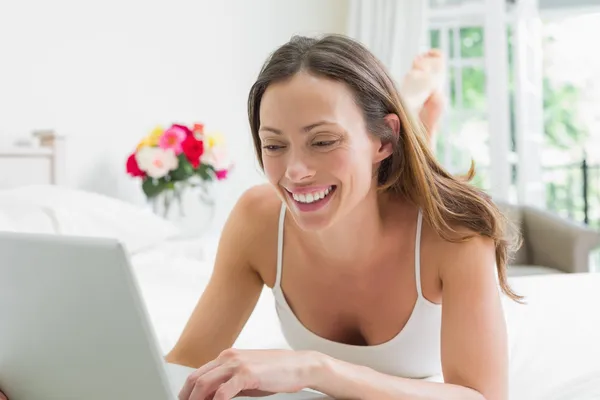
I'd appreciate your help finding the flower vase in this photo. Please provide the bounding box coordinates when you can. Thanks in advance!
[150,182,215,238]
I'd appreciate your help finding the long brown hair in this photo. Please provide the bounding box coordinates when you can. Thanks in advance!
[247,34,523,302]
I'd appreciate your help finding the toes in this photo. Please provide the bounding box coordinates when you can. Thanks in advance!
[426,49,444,58]
[412,55,425,70]
[412,49,445,71]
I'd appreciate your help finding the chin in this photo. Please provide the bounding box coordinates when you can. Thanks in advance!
[289,212,335,232]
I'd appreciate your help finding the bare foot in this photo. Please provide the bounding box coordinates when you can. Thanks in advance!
[401,49,446,147]
[411,49,444,73]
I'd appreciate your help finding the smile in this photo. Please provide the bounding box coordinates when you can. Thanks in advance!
[285,185,337,212]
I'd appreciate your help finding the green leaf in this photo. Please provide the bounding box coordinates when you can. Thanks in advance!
[142,178,168,198]
[170,154,194,182]
[196,164,215,181]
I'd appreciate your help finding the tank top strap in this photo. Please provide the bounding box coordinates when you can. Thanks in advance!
[274,202,286,289]
[415,208,424,299]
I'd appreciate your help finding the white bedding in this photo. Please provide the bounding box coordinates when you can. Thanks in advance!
[503,274,600,400]
[0,185,183,254]
[130,238,290,354]
[1,185,599,399]
[131,245,600,400]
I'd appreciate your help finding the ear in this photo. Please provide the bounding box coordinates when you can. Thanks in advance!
[373,113,400,162]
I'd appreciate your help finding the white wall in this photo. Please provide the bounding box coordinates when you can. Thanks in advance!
[0,0,348,231]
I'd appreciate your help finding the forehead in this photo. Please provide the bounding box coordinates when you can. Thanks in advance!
[259,72,362,129]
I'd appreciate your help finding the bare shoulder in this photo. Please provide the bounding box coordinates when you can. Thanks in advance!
[423,222,497,282]
[234,183,282,225]
[226,183,283,285]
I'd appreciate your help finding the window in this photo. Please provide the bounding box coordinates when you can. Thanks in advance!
[428,3,600,230]
[428,25,493,192]
[539,12,600,230]
[428,3,529,204]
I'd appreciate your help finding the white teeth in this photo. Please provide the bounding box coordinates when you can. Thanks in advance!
[291,186,333,204]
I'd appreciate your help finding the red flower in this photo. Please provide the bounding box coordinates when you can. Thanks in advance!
[215,169,228,180]
[181,134,204,168]
[126,153,145,177]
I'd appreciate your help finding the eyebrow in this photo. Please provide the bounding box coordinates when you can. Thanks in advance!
[259,121,334,135]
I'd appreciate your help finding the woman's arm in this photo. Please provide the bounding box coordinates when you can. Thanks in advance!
[165,186,267,368]
[174,195,508,400]
[306,358,486,400]
[303,235,507,400]
[176,234,507,400]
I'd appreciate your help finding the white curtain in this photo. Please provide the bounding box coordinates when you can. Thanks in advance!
[346,0,429,81]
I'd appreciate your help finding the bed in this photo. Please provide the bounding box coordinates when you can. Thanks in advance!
[1,137,600,399]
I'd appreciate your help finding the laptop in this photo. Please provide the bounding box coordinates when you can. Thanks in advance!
[0,232,328,399]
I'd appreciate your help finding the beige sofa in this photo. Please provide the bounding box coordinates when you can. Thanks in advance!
[498,202,600,276]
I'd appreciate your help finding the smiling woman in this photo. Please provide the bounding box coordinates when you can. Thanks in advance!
[163,34,518,400]
[256,72,381,231]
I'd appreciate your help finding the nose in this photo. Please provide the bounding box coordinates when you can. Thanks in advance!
[285,150,315,182]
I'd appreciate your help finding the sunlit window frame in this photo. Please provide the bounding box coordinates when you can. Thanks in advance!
[428,1,527,205]
[428,0,600,207]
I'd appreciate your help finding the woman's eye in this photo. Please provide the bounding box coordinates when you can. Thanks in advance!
[262,144,284,151]
[313,140,336,147]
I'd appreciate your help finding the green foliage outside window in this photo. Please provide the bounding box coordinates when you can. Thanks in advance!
[429,24,593,225]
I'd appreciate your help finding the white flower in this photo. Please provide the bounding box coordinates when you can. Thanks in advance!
[135,147,178,179]
[201,144,231,171]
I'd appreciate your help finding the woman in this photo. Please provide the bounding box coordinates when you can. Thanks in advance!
[166,34,520,400]
[0,35,519,400]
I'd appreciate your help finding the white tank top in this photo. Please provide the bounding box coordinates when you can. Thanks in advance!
[272,203,443,379]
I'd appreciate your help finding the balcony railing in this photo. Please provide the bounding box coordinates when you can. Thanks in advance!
[543,158,600,230]
[543,158,600,272]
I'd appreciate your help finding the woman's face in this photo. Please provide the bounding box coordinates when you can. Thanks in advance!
[258,72,392,231]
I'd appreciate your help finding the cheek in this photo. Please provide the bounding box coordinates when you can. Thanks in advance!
[262,156,284,183]
[330,147,373,184]
[319,149,348,178]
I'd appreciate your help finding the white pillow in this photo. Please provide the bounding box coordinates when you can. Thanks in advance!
[0,200,58,234]
[0,185,181,254]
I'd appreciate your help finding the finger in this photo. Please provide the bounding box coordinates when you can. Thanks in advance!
[0,391,6,400]
[188,367,232,400]
[212,375,244,400]
[179,360,220,400]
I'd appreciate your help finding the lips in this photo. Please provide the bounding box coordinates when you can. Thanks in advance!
[289,186,334,204]
[284,185,337,213]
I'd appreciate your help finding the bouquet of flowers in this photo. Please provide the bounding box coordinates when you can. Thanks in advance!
[126,122,232,216]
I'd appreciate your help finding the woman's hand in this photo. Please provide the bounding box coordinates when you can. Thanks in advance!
[178,348,323,400]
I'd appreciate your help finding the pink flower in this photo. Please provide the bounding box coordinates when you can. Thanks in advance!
[159,125,187,154]
[171,124,193,137]
[215,169,228,180]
